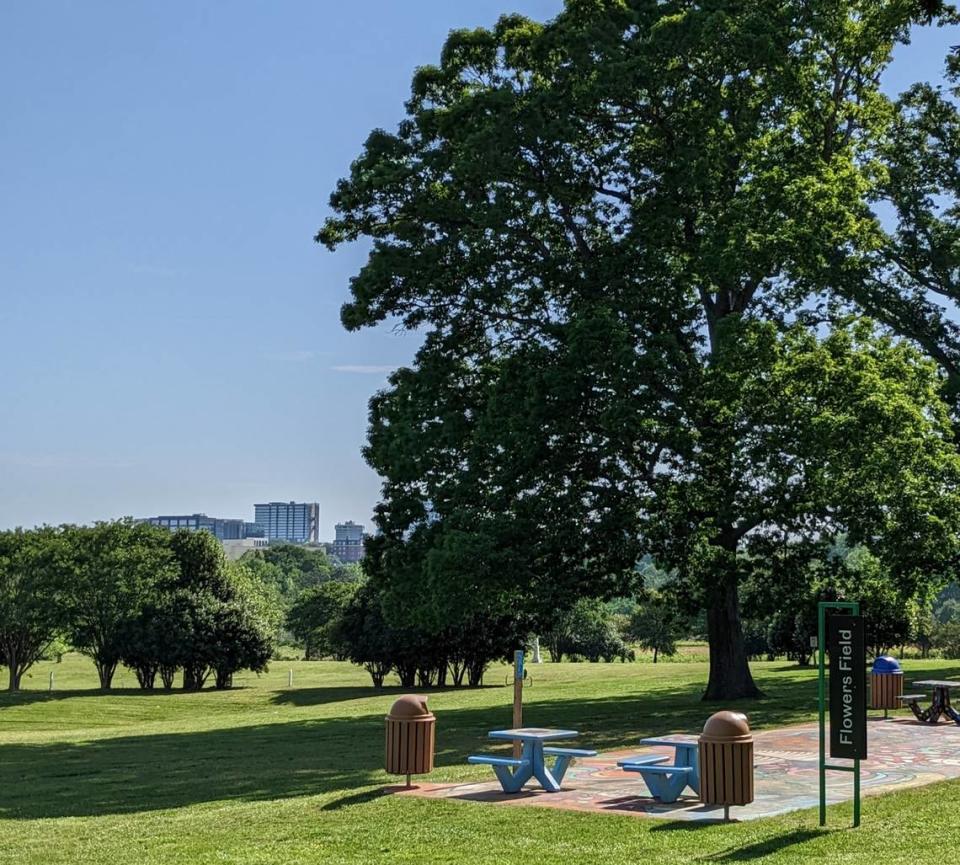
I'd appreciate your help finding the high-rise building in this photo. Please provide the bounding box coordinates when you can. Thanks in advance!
[253,501,320,544]
[332,520,365,562]
[141,514,255,541]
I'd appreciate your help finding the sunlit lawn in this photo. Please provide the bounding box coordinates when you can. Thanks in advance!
[1,652,958,864]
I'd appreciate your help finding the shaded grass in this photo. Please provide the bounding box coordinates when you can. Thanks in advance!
[0,653,958,863]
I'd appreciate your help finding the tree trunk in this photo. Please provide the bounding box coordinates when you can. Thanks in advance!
[704,576,761,701]
[97,661,117,690]
[653,647,658,664]
[467,660,487,687]
[7,666,22,691]
[449,659,466,687]
[365,662,389,688]
[395,662,416,688]
[135,665,157,689]
[183,664,209,691]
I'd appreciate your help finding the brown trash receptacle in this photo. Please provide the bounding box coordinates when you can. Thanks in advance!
[870,656,903,716]
[385,695,435,787]
[699,711,754,820]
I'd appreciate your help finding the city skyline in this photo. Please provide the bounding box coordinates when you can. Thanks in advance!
[134,502,364,544]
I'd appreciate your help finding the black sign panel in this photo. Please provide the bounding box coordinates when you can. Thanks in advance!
[829,614,867,760]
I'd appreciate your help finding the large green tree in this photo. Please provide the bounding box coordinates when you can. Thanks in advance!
[319,1,960,698]
[0,528,68,691]
[287,581,358,659]
[66,521,175,690]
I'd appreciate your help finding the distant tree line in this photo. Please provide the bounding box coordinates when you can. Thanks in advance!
[736,539,960,665]
[238,544,361,609]
[285,579,527,689]
[282,529,960,690]
[0,522,277,691]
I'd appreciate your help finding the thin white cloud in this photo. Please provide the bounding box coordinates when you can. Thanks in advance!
[331,364,395,374]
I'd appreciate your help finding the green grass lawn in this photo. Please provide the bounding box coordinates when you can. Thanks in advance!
[1,653,959,864]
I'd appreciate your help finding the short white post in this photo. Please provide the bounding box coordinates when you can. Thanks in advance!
[532,637,542,664]
[49,671,54,692]
[288,669,293,688]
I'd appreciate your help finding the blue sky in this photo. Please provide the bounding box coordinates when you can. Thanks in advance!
[0,3,957,537]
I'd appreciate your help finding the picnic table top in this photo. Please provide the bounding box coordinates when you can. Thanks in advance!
[913,680,960,689]
[640,734,700,748]
[488,728,579,742]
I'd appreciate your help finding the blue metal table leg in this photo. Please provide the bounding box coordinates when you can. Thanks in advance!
[641,772,668,801]
[531,742,562,792]
[680,744,700,796]
[493,764,529,793]
[548,754,573,786]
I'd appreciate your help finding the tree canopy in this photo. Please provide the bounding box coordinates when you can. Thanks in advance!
[0,527,69,691]
[319,0,960,698]
[240,544,360,608]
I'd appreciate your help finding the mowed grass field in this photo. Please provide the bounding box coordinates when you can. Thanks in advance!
[2,654,960,864]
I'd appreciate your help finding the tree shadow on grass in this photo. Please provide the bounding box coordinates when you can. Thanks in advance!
[0,671,807,819]
[0,688,197,709]
[0,715,385,820]
[4,661,956,822]
[270,684,500,709]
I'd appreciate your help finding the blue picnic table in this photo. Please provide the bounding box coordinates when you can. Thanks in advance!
[900,680,960,724]
[617,734,700,803]
[468,728,597,793]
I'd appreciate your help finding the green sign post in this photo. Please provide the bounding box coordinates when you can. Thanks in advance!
[818,600,864,828]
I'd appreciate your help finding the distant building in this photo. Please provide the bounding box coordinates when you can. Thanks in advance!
[253,501,320,544]
[222,537,270,560]
[141,514,256,541]
[332,520,366,563]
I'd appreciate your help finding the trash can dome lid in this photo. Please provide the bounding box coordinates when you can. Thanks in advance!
[700,711,751,742]
[388,694,433,719]
[872,656,902,674]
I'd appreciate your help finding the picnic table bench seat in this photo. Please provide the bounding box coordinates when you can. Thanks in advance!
[467,755,529,768]
[621,764,695,776]
[897,694,928,704]
[617,755,670,768]
[542,747,598,758]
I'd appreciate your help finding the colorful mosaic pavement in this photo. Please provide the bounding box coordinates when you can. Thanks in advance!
[402,718,960,821]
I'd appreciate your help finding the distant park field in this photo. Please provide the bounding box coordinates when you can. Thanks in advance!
[1,654,958,864]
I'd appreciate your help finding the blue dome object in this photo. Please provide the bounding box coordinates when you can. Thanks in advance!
[872,656,902,674]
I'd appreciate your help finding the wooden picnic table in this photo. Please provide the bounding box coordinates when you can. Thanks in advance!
[617,734,701,803]
[468,728,597,793]
[901,680,960,725]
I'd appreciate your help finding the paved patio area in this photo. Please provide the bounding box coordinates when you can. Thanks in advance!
[401,717,960,821]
